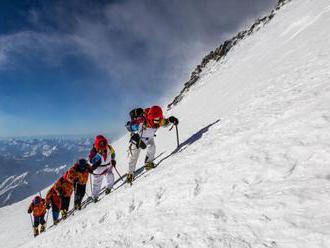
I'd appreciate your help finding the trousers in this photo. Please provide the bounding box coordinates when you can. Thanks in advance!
[92,169,114,198]
[128,137,155,174]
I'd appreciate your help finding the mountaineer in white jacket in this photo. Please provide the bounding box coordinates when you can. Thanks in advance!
[125,106,178,184]
[88,135,116,202]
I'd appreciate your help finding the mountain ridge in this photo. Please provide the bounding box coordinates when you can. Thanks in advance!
[167,0,291,110]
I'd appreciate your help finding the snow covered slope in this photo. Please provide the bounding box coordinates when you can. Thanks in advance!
[2,0,330,247]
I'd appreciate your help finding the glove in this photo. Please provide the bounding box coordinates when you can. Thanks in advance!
[91,154,101,170]
[46,204,50,210]
[168,116,179,125]
[130,133,146,149]
[111,160,116,167]
[57,189,63,198]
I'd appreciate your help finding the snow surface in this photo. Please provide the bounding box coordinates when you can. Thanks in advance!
[1,0,330,247]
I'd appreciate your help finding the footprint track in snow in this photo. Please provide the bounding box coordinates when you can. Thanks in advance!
[193,177,207,196]
[155,187,166,206]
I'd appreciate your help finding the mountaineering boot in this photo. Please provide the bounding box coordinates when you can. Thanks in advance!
[93,197,99,203]
[105,188,111,195]
[40,224,45,233]
[54,219,59,225]
[144,162,155,170]
[60,209,67,219]
[33,227,39,237]
[127,173,134,184]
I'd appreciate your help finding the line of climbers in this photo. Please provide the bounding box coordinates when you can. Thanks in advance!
[27,105,178,237]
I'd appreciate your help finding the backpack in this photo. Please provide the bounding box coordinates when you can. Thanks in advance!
[129,108,144,121]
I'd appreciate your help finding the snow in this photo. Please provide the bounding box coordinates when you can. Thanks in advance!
[37,165,67,174]
[41,146,57,157]
[1,0,330,247]
[0,172,28,198]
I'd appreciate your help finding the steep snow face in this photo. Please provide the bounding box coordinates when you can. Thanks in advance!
[2,0,330,247]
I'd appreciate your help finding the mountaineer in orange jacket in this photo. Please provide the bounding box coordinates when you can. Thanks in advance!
[66,158,92,210]
[27,195,47,237]
[53,172,74,219]
[45,186,60,225]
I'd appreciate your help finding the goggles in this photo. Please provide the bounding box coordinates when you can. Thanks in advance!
[98,141,106,148]
[153,117,161,124]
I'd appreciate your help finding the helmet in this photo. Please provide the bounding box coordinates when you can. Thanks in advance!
[94,135,108,150]
[147,106,163,127]
[77,158,87,171]
[144,107,150,116]
[33,196,41,205]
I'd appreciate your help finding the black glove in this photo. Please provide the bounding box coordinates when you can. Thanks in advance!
[130,133,146,149]
[91,158,101,171]
[58,189,63,198]
[168,116,179,125]
[91,164,98,171]
[46,204,50,210]
[111,160,116,167]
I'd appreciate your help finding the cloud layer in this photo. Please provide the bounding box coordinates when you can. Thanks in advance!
[0,0,277,137]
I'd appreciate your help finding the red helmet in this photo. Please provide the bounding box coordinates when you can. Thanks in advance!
[147,106,163,127]
[144,107,150,116]
[94,135,108,150]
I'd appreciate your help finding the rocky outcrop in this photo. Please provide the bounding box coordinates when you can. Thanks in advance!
[167,0,292,110]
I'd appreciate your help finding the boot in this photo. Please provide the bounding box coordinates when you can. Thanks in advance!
[33,227,39,237]
[60,209,67,219]
[105,188,111,195]
[74,202,81,210]
[40,225,45,233]
[93,196,99,203]
[54,219,59,225]
[127,173,134,184]
[144,162,155,170]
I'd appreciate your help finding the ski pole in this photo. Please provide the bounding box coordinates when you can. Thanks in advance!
[114,167,124,182]
[74,181,78,204]
[45,210,49,228]
[175,124,180,148]
[29,214,34,227]
[89,174,93,195]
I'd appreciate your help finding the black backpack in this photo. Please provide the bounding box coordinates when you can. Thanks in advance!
[129,108,144,121]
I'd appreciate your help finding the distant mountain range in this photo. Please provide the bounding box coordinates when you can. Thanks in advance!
[0,137,93,207]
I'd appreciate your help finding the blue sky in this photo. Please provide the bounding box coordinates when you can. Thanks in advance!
[0,0,276,139]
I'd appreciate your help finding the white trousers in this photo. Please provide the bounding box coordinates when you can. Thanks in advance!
[128,138,156,174]
[92,169,114,198]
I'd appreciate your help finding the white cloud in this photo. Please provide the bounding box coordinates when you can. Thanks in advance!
[0,31,79,70]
